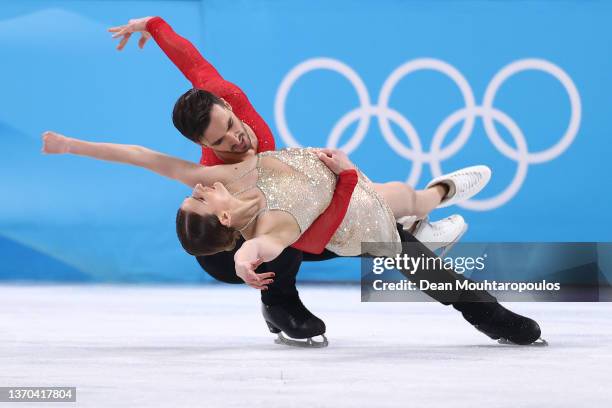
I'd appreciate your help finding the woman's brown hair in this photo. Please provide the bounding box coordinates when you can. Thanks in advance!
[176,208,239,256]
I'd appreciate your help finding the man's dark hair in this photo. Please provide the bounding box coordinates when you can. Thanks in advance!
[176,207,238,256]
[172,89,225,144]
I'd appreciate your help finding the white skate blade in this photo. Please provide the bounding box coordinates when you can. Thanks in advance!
[274,333,329,348]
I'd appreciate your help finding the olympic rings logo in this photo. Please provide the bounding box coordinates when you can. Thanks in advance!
[274,58,581,210]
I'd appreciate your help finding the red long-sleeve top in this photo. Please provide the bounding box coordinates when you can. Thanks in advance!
[147,17,356,254]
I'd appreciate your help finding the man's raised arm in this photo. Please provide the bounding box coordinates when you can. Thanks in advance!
[145,17,223,89]
[109,16,224,89]
[109,16,275,160]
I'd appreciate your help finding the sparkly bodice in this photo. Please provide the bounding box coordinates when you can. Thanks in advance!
[234,148,401,256]
[254,149,337,234]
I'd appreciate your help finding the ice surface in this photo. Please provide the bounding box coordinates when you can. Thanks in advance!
[0,284,610,407]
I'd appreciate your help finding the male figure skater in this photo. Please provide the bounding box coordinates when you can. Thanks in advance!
[103,17,542,346]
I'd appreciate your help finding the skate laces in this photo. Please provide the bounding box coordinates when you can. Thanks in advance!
[454,170,483,198]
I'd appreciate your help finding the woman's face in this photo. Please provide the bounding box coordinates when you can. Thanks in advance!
[181,182,233,223]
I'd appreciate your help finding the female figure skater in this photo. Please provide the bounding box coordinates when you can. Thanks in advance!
[105,15,472,344]
[42,131,544,346]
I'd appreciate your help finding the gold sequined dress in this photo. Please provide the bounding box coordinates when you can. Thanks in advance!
[251,148,401,256]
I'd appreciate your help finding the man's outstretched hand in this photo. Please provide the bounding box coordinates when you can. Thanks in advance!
[317,148,356,175]
[41,131,71,155]
[108,17,154,51]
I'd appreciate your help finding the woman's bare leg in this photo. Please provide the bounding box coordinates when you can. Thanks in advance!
[372,182,448,219]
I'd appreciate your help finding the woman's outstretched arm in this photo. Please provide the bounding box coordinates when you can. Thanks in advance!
[233,234,288,290]
[233,219,300,290]
[41,131,214,188]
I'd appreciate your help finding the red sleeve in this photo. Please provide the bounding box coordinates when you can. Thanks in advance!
[146,17,222,89]
[146,17,276,166]
[199,147,224,166]
[291,169,358,254]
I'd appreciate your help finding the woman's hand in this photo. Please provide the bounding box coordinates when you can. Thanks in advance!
[108,17,154,50]
[235,257,275,290]
[41,131,71,154]
[317,148,356,175]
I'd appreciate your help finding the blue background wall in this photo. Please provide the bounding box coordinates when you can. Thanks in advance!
[1,0,610,282]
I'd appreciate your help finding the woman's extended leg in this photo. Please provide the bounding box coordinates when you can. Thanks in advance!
[372,165,492,219]
[372,182,447,219]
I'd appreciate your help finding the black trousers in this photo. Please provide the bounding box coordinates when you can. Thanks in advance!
[196,224,495,306]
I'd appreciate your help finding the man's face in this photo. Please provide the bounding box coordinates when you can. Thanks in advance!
[200,104,252,154]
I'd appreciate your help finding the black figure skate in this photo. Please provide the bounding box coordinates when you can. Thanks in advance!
[262,297,328,348]
[454,301,548,346]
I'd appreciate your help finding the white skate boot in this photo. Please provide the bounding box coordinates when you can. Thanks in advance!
[399,215,468,256]
[426,165,491,208]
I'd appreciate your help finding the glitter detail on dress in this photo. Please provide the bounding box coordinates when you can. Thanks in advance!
[254,148,401,256]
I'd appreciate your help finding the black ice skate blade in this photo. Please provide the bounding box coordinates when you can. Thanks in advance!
[274,333,329,348]
[497,337,549,347]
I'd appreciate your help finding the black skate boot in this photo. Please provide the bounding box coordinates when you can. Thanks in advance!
[262,297,328,348]
[454,301,547,346]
